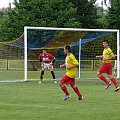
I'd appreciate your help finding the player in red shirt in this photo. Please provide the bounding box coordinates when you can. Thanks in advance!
[38,49,57,84]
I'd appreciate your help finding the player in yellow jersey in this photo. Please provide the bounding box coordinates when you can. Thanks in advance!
[96,40,119,91]
[59,46,83,100]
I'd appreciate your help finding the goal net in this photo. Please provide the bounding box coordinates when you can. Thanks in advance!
[0,35,24,82]
[0,27,119,82]
[24,27,120,82]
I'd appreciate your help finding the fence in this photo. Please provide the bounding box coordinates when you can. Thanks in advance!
[0,59,116,71]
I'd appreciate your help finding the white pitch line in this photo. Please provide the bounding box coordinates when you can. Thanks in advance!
[0,103,62,109]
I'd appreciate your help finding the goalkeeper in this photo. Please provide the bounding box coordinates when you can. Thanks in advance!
[38,49,57,84]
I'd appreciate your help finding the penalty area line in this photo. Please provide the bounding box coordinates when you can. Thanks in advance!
[0,103,62,109]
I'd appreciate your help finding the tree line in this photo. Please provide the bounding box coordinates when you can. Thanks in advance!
[0,0,119,41]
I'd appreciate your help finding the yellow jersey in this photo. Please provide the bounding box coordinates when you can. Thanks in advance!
[103,47,114,63]
[65,53,79,78]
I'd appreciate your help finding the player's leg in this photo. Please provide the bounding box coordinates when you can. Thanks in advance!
[59,75,70,100]
[97,72,111,89]
[108,74,119,91]
[97,64,111,89]
[107,63,119,91]
[49,64,57,83]
[39,71,45,83]
[70,81,83,100]
[39,64,45,83]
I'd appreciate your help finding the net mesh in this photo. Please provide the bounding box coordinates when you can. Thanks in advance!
[0,43,24,81]
[0,29,118,81]
[26,30,117,80]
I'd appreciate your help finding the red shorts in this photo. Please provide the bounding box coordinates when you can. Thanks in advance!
[60,75,75,85]
[98,63,112,75]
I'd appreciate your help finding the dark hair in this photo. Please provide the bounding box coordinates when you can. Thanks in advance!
[65,45,72,52]
[103,40,109,44]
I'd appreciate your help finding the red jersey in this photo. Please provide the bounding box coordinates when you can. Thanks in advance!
[39,53,55,63]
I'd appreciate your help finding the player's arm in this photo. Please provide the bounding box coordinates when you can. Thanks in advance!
[66,64,78,70]
[96,55,103,59]
[51,57,56,65]
[60,64,66,68]
[39,56,42,63]
[103,49,116,61]
[50,54,56,65]
[110,54,116,59]
[114,54,117,57]
[103,54,116,61]
[38,54,43,67]
[39,58,42,62]
[52,59,55,64]
[66,55,79,70]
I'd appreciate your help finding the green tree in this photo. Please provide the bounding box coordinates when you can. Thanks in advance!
[70,0,98,28]
[0,12,4,18]
[0,0,81,41]
[0,15,13,41]
[107,0,120,29]
[96,6,108,28]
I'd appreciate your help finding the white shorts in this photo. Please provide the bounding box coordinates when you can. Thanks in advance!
[42,63,53,70]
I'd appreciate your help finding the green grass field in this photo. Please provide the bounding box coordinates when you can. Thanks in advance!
[0,80,120,120]
[0,60,119,120]
[0,69,114,81]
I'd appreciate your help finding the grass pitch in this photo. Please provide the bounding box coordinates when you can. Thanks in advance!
[0,80,120,120]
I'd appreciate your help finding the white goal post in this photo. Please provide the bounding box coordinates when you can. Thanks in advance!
[24,27,120,81]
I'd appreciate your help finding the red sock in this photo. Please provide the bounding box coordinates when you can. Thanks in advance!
[111,78,119,88]
[61,86,69,96]
[73,86,82,97]
[99,75,109,85]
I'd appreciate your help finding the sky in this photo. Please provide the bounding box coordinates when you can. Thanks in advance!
[0,0,15,8]
[0,0,108,9]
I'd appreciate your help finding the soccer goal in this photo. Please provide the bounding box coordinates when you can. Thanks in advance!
[0,35,24,82]
[23,27,119,82]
